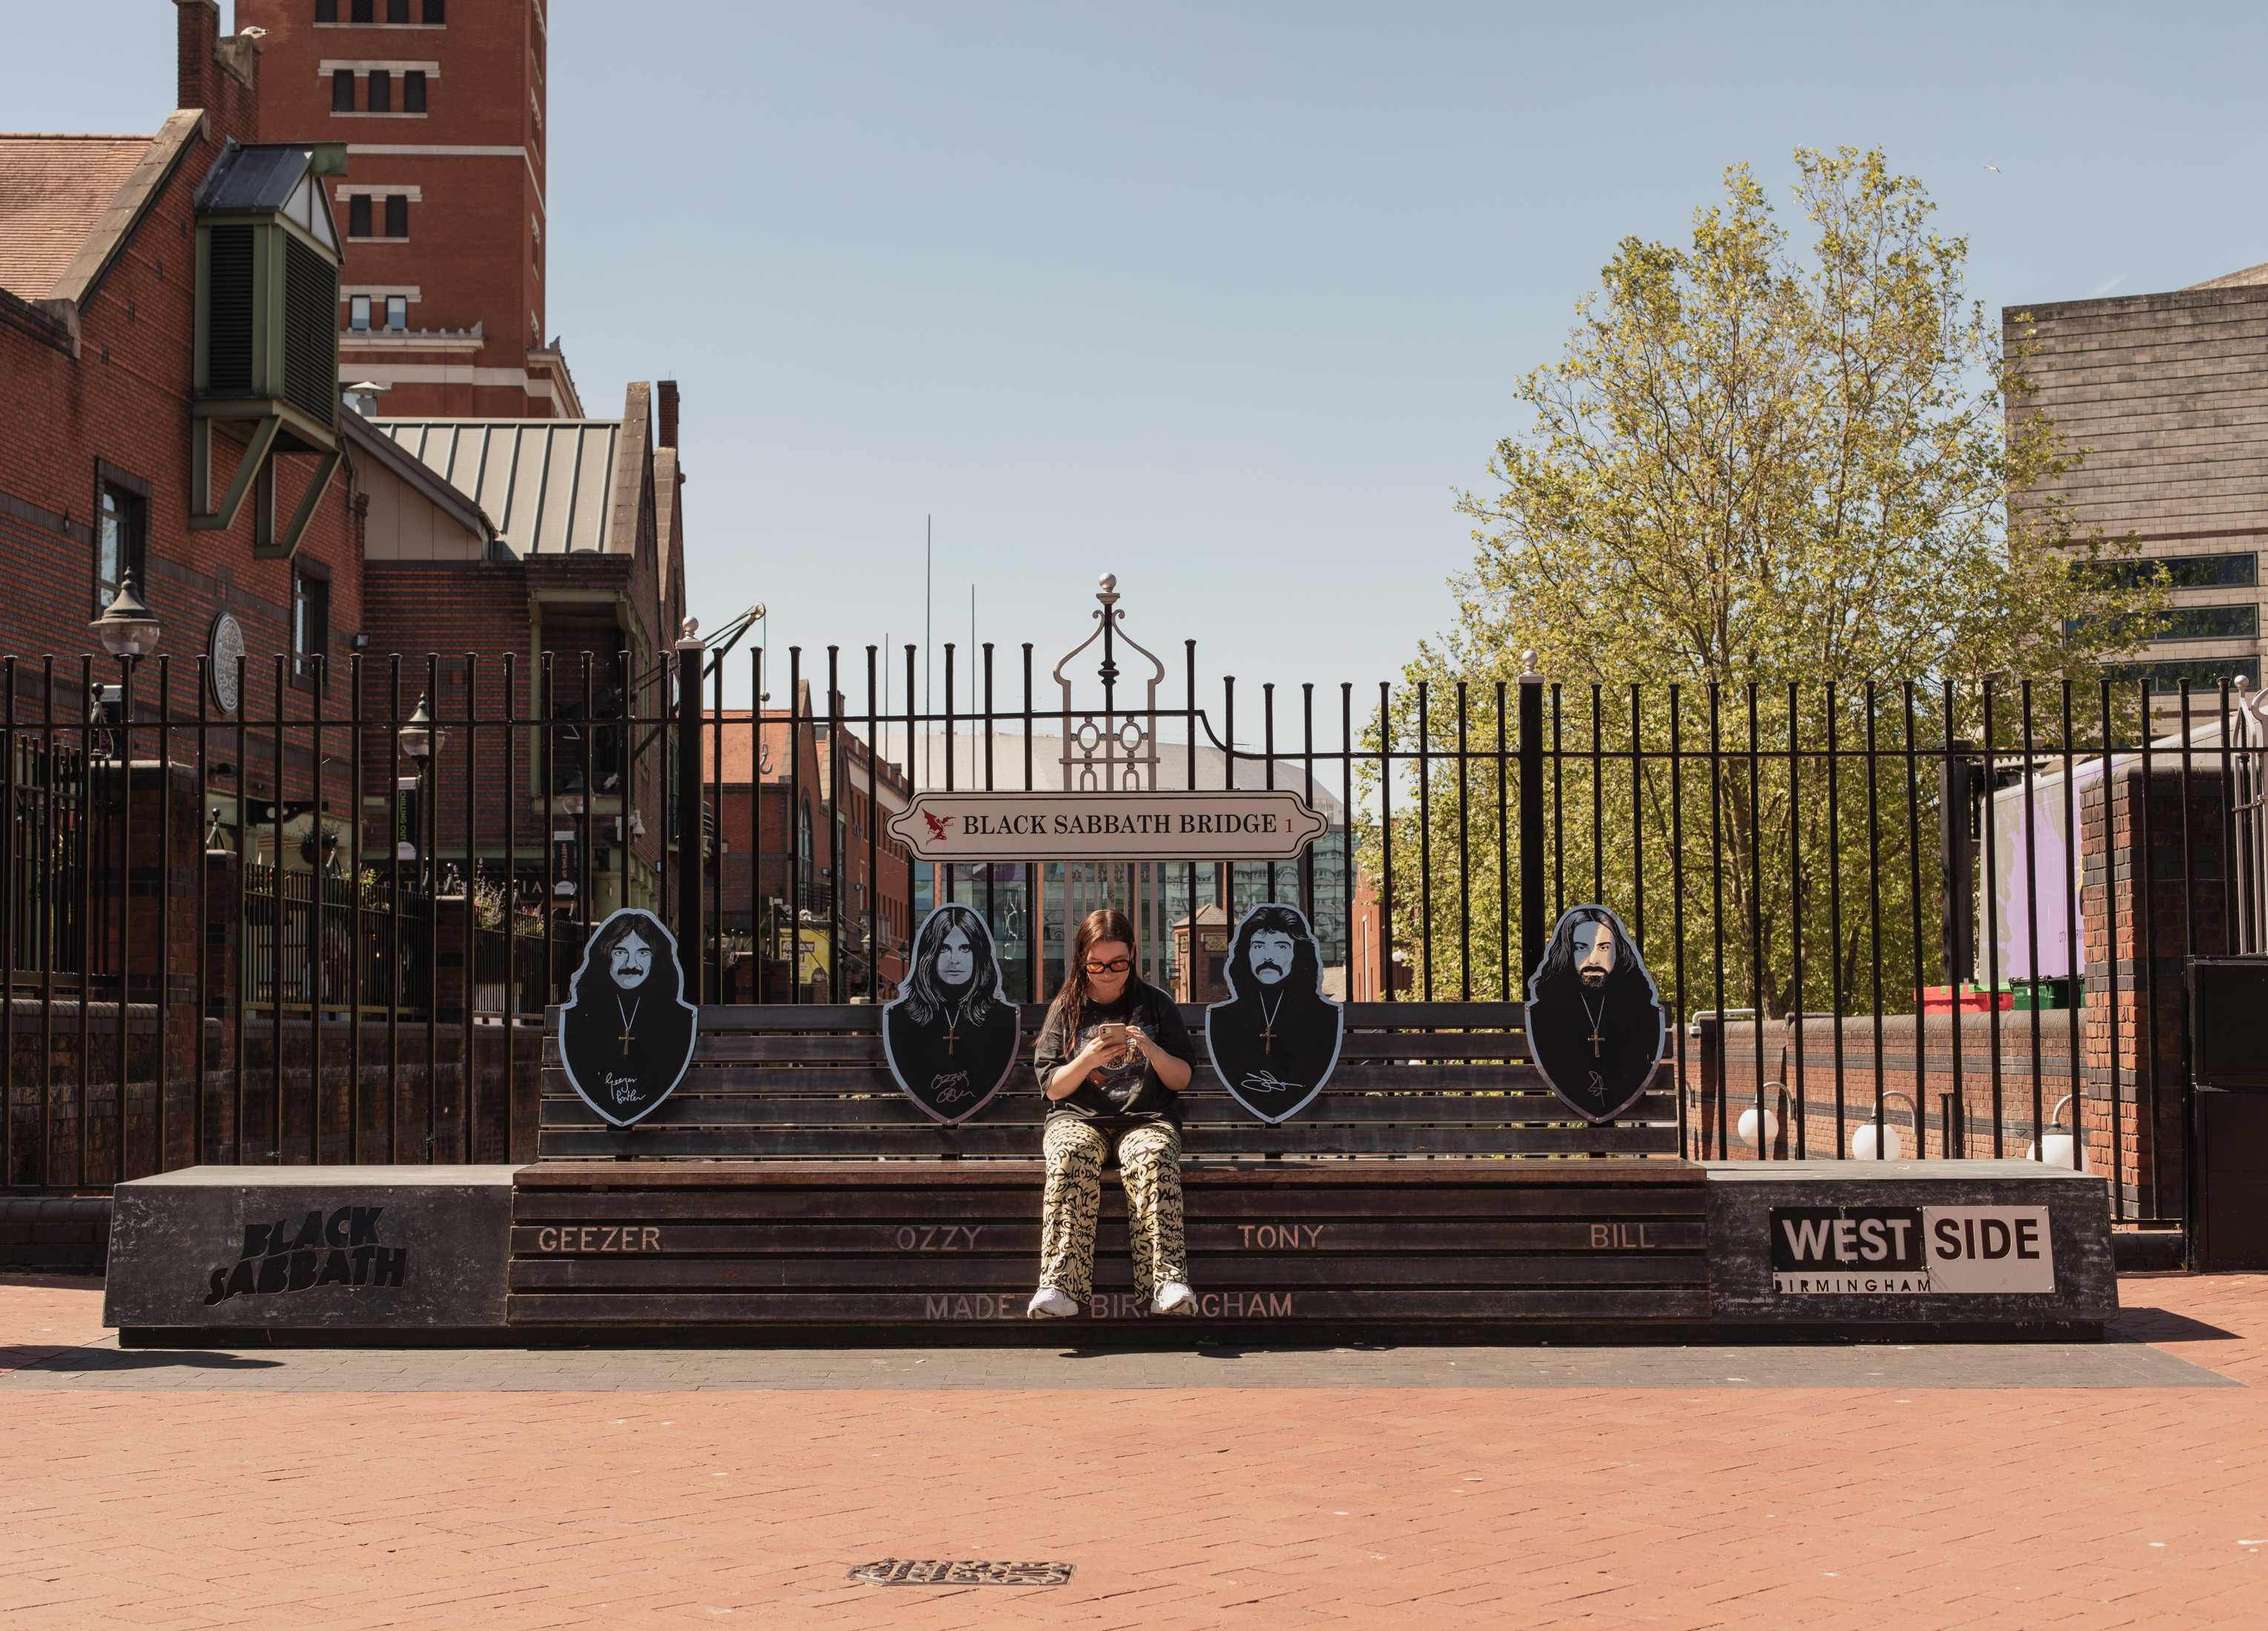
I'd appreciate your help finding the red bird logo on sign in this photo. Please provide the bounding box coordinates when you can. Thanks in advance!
[922,810,950,843]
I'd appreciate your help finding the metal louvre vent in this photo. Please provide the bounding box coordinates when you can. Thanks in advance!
[282,236,338,426]
[205,224,254,395]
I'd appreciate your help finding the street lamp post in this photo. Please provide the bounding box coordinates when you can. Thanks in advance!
[397,692,448,889]
[87,576,161,1186]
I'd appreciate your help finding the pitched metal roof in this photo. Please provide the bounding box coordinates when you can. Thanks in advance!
[0,134,151,299]
[368,418,626,555]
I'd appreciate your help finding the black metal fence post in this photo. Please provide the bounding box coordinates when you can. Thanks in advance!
[676,620,705,1006]
[1518,652,1545,985]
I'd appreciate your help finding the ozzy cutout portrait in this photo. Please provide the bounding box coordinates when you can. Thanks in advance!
[558,908,700,1128]
[883,902,1021,1125]
[1524,904,1668,1124]
[1205,902,1343,1124]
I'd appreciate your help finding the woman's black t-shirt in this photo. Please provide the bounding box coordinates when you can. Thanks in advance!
[1032,981,1194,1128]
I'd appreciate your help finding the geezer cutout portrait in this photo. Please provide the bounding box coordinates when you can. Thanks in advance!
[882,901,1021,1125]
[1524,903,1668,1124]
[557,907,700,1127]
[1205,902,1343,1124]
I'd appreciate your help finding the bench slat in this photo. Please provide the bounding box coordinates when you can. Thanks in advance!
[680,1001,1532,1033]
[507,1219,1707,1255]
[533,1123,1677,1159]
[503,1286,1711,1323]
[613,1062,1561,1095]
[512,1183,1707,1223]
[537,1089,1682,1127]
[507,1254,1707,1291]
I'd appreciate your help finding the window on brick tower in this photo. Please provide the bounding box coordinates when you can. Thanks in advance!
[348,294,371,330]
[386,0,408,22]
[351,0,372,24]
[384,194,407,237]
[94,482,148,620]
[348,195,371,237]
[331,69,354,111]
[368,70,391,113]
[316,1,338,23]
[403,70,426,113]
[292,569,330,684]
[423,0,446,21]
[386,295,406,331]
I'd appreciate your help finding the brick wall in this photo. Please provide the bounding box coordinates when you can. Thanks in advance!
[1,1,362,730]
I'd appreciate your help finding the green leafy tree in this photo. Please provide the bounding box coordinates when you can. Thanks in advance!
[1362,148,2164,1019]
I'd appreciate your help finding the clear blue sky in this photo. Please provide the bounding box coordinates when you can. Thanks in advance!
[18,3,2268,725]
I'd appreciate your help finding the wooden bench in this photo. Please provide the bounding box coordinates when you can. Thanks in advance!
[512,1002,1706,1334]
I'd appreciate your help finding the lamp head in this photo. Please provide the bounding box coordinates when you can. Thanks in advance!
[90,575,162,658]
[397,692,444,761]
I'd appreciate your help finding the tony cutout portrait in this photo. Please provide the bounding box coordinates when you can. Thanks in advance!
[558,908,700,1127]
[1524,904,1668,1124]
[882,902,1021,1124]
[1205,902,1343,1124]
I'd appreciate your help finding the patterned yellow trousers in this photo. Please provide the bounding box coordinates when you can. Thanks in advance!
[1037,1118,1188,1306]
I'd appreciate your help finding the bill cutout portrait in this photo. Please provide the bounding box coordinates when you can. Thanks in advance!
[882,901,1021,1125]
[1525,904,1668,1124]
[1206,902,1343,1124]
[558,908,700,1127]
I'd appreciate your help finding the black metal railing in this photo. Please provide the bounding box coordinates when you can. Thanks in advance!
[0,638,2248,1232]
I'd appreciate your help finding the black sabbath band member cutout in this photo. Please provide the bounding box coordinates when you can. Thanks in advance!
[1206,902,1343,1125]
[1525,904,1668,1125]
[883,901,1021,1125]
[558,908,700,1128]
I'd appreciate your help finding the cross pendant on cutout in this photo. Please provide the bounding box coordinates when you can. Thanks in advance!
[1260,1025,1275,1054]
[942,1028,959,1056]
[1588,1030,1603,1057]
[618,1028,636,1056]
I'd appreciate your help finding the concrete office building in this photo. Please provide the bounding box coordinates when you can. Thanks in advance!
[2006,265,2268,706]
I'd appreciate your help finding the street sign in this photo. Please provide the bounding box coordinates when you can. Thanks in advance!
[885,789,1327,861]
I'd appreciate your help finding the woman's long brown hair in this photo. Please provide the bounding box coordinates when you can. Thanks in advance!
[1051,907,1138,1046]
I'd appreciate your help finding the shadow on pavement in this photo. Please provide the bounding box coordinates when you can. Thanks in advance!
[15,1348,284,1372]
[2112,1308,2241,1344]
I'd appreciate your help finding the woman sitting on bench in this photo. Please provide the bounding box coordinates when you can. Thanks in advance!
[1028,908,1197,1318]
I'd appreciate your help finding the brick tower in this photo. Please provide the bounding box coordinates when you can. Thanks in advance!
[232,0,578,418]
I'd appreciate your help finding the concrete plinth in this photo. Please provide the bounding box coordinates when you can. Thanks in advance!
[105,1165,516,1340]
[1706,1159,2117,1334]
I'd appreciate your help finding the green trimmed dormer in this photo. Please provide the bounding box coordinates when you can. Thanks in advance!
[191,139,348,558]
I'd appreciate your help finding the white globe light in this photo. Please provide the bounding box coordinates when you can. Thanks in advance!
[2026,1132,2086,1170]
[1852,1121,1903,1162]
[1738,1106,1779,1148]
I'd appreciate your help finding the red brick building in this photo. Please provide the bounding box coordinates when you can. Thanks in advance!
[358,380,687,913]
[0,1,687,895]
[0,4,360,785]
[710,692,915,1002]
[235,0,575,417]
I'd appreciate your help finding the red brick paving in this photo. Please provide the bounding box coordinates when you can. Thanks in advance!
[0,1274,2261,1628]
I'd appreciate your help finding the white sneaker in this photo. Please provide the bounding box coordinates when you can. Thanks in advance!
[1151,1281,1196,1317]
[1028,1287,1078,1319]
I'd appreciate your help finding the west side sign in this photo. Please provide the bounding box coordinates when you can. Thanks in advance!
[885,790,1329,862]
[1768,1205,2057,1294]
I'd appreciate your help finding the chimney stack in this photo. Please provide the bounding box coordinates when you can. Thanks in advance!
[176,0,220,111]
[658,380,680,449]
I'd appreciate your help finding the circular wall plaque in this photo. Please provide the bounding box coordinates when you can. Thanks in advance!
[208,612,244,713]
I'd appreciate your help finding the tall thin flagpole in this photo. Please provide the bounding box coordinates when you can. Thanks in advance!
[924,515,933,791]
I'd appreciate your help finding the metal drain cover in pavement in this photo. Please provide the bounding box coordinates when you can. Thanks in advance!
[848,1560,1074,1587]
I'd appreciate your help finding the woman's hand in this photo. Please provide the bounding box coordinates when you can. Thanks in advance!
[1126,1025,1192,1093]
[1047,1033,1117,1099]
